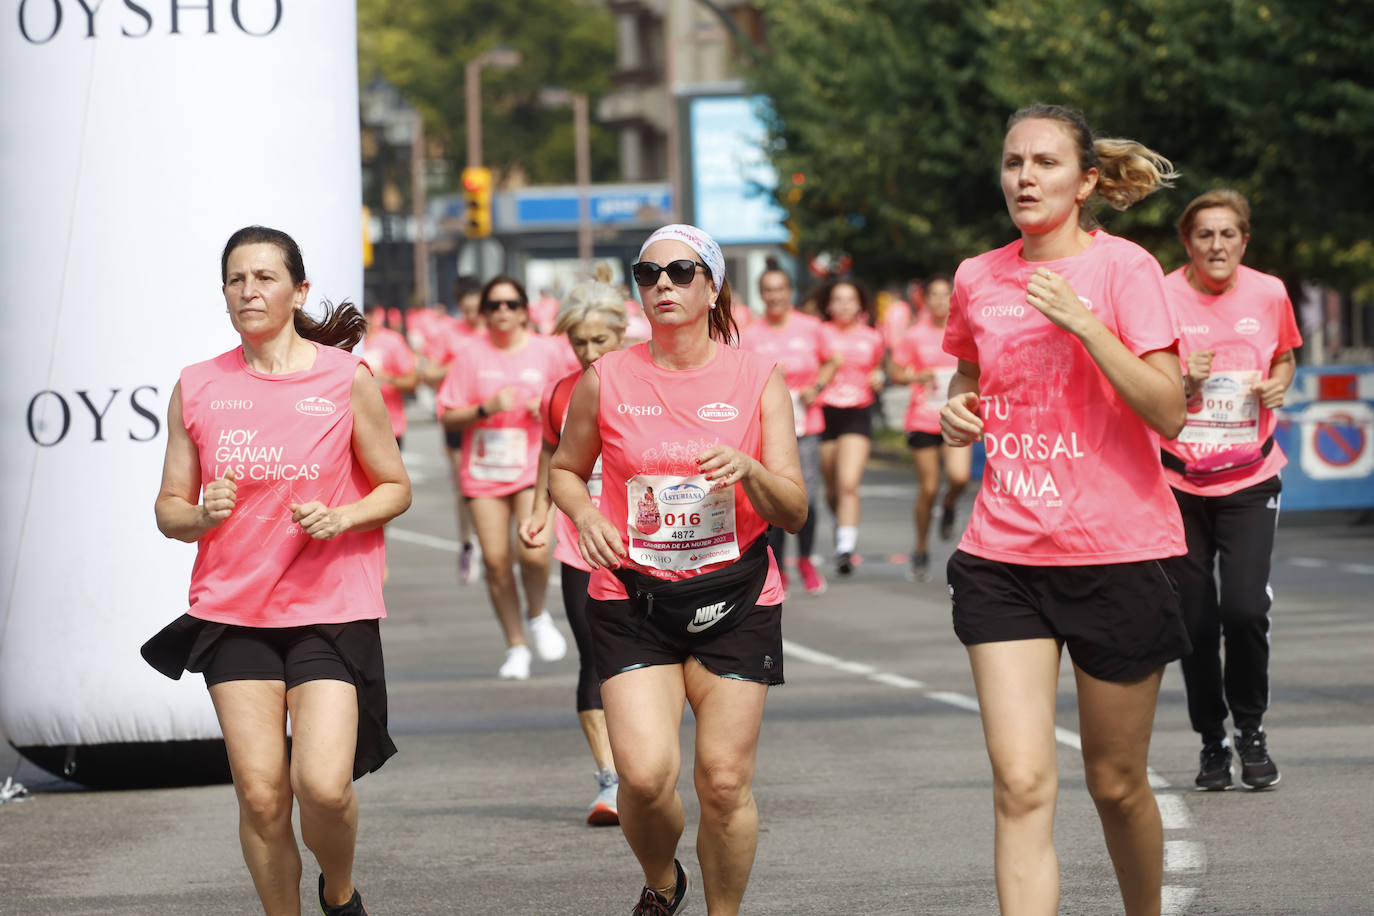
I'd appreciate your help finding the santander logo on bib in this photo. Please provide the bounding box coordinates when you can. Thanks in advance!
[1234,317,1261,336]
[295,396,337,416]
[697,402,739,422]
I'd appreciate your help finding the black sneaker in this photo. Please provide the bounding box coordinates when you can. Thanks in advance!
[835,552,854,577]
[319,874,368,915]
[631,859,688,915]
[906,552,930,582]
[939,504,957,541]
[1194,741,1233,791]
[1236,729,1280,789]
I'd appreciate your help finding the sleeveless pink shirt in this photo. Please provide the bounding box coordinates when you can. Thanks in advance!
[588,343,784,603]
[179,343,386,626]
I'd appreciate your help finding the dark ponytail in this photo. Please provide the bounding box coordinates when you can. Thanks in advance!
[706,274,739,345]
[221,225,365,350]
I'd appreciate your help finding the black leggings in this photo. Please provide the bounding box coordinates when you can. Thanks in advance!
[765,509,817,566]
[1167,475,1281,742]
[560,564,603,712]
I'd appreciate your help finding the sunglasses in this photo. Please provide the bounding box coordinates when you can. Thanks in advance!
[631,259,706,287]
[481,298,525,313]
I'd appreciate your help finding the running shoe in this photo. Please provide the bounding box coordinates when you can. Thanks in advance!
[834,552,854,577]
[457,544,473,584]
[1236,729,1280,789]
[631,859,687,915]
[797,557,827,595]
[318,874,368,916]
[498,645,532,680]
[587,770,619,826]
[939,504,958,541]
[907,552,931,583]
[1194,740,1233,791]
[528,612,568,662]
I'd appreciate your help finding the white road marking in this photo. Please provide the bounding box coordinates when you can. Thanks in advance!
[387,528,463,552]
[780,637,1204,914]
[1289,557,1374,576]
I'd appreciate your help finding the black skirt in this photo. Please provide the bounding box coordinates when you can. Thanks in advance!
[141,614,396,780]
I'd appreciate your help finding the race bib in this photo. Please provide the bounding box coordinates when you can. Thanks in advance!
[925,367,957,408]
[469,427,528,482]
[1178,370,1261,446]
[626,474,738,573]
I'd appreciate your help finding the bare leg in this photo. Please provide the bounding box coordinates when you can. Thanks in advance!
[941,442,972,510]
[819,439,839,519]
[968,640,1062,916]
[288,679,361,908]
[600,665,688,894]
[210,680,301,916]
[469,495,525,647]
[912,446,941,554]
[512,486,553,620]
[1075,665,1166,916]
[685,659,769,916]
[832,433,871,529]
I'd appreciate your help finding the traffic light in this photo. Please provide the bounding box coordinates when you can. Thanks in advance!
[462,166,493,239]
[361,205,374,268]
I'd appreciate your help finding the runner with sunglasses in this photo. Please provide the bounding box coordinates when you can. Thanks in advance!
[550,225,807,915]
[436,275,575,680]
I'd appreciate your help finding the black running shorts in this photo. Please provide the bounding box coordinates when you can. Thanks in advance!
[820,405,872,441]
[201,622,368,689]
[587,599,784,686]
[906,430,943,450]
[947,550,1191,683]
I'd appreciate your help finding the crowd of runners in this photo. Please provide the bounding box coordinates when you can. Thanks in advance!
[146,103,1298,916]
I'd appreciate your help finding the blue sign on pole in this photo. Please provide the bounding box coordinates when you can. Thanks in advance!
[687,95,788,246]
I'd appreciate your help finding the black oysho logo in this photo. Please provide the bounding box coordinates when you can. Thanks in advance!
[25,385,162,446]
[17,0,285,44]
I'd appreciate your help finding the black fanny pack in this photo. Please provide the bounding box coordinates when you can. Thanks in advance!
[1161,436,1273,486]
[613,538,770,642]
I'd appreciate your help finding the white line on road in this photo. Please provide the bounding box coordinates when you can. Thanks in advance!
[780,637,1203,914]
[387,527,463,552]
[1289,556,1374,575]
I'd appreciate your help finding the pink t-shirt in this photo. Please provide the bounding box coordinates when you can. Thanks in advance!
[817,321,885,409]
[359,326,416,438]
[435,334,568,497]
[893,318,959,434]
[587,343,784,603]
[543,371,600,571]
[529,297,560,335]
[738,311,826,436]
[881,299,913,350]
[424,317,487,368]
[178,343,386,626]
[942,231,1186,565]
[1161,265,1302,497]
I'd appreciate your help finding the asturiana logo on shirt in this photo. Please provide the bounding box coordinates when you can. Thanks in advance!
[1234,317,1261,336]
[295,396,337,417]
[697,402,739,422]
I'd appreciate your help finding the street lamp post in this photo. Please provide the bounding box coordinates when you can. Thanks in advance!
[540,87,593,270]
[463,47,521,278]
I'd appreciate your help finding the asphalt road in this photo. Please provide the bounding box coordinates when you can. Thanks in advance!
[2,414,1371,915]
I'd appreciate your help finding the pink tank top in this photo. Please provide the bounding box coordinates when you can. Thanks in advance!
[589,343,783,603]
[543,370,601,571]
[179,343,386,626]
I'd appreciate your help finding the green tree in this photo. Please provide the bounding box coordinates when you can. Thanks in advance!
[357,0,620,191]
[753,0,1374,299]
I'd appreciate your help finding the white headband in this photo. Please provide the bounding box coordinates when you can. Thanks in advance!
[638,224,725,295]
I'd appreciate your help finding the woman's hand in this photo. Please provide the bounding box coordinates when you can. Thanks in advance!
[1026,268,1094,337]
[1185,349,1215,395]
[524,396,542,421]
[941,392,984,447]
[1252,376,1288,410]
[487,385,519,415]
[291,501,350,540]
[199,471,238,528]
[573,509,626,569]
[697,444,757,493]
[518,506,550,548]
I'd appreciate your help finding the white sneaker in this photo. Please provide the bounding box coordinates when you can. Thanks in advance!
[527,612,568,662]
[587,770,619,826]
[498,645,531,680]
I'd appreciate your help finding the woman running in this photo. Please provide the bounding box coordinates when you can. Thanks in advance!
[436,276,570,680]
[145,225,411,916]
[550,224,806,915]
[939,105,1191,916]
[889,275,972,581]
[1161,189,1300,791]
[815,278,885,575]
[738,266,832,595]
[519,281,628,825]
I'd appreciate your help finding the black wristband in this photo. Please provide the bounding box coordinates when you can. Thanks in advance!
[476,403,488,419]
